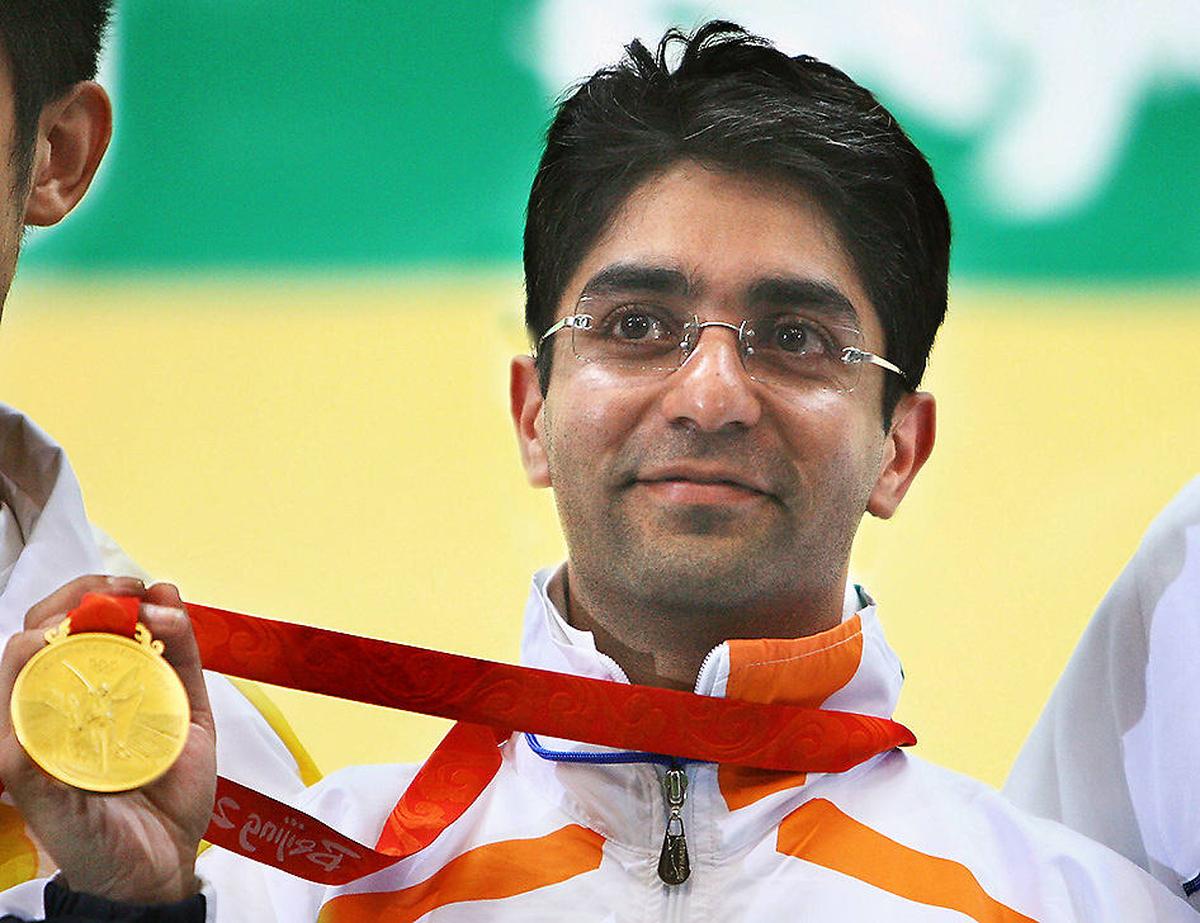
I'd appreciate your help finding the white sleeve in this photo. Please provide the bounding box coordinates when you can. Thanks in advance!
[1006,476,1200,902]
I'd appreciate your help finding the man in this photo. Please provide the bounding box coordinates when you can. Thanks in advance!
[1006,478,1200,909]
[0,20,1194,921]
[0,0,316,894]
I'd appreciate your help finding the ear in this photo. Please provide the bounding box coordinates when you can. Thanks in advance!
[23,81,113,227]
[867,391,936,519]
[510,355,551,488]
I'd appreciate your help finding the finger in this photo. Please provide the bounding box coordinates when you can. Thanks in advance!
[0,629,54,738]
[23,574,145,631]
[0,723,53,795]
[139,603,215,738]
[142,582,181,610]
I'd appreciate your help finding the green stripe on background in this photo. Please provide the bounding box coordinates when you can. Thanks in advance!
[916,87,1200,280]
[22,1,1200,281]
[29,0,544,270]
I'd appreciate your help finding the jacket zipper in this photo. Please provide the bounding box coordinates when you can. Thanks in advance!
[656,644,720,887]
[657,763,690,885]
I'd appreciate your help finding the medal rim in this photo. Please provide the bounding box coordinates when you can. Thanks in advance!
[11,630,191,793]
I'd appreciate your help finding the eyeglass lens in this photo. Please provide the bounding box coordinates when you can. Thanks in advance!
[569,296,867,392]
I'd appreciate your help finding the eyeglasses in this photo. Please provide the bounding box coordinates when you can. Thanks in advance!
[536,296,908,394]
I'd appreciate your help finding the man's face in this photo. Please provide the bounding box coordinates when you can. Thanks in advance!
[519,161,919,617]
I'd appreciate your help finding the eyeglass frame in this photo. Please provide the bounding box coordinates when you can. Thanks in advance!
[535,312,909,389]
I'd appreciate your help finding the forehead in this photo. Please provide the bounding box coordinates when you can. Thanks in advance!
[561,162,882,342]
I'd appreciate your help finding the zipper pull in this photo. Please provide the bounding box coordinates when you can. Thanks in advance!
[657,765,690,885]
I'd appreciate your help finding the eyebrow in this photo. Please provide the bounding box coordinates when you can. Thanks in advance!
[746,276,862,328]
[577,263,692,300]
[575,265,863,328]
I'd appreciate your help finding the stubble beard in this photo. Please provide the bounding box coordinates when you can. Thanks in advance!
[554,474,863,619]
[0,230,19,319]
[0,183,26,318]
[542,396,882,626]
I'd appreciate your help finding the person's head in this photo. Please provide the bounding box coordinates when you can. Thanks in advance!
[525,20,949,426]
[0,1,114,309]
[511,22,944,626]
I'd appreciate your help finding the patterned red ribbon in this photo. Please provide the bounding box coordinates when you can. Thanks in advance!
[17,595,916,885]
[184,601,915,773]
[202,721,507,884]
[183,599,916,884]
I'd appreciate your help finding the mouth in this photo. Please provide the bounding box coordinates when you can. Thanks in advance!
[631,466,772,505]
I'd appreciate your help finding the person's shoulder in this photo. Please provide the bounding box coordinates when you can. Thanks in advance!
[0,403,43,432]
[1156,476,1200,521]
[887,750,1099,842]
[1139,476,1200,561]
[871,752,1194,914]
[1114,474,1200,634]
[859,752,1126,868]
[858,748,1038,831]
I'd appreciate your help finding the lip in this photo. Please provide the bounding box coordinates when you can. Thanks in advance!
[636,480,766,505]
[632,465,772,501]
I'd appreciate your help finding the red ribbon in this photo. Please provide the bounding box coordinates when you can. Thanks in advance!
[69,593,139,637]
[185,601,914,773]
[202,722,507,884]
[25,595,916,885]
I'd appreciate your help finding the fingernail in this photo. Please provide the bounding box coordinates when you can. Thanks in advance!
[142,603,187,621]
[104,576,145,592]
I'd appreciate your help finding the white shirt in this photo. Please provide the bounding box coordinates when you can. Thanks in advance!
[1007,477,1200,909]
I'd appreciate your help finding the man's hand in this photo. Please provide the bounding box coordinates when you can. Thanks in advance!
[0,576,216,903]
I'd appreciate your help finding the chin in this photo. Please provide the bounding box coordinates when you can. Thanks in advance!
[620,545,768,609]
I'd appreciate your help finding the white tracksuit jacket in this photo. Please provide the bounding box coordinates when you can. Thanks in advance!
[144,569,1194,921]
[0,405,317,893]
[1007,477,1200,909]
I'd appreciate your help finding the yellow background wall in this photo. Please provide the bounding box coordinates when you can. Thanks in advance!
[3,275,1197,787]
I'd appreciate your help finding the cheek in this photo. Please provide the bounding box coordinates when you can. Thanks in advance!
[562,365,659,426]
[776,396,884,485]
[544,370,652,474]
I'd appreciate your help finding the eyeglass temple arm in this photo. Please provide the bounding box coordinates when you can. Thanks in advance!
[842,347,909,385]
[535,314,593,356]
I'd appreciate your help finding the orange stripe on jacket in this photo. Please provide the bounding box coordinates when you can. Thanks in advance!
[317,824,605,923]
[719,616,864,810]
[777,798,1038,922]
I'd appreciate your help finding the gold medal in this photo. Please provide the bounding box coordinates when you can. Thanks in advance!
[10,619,190,792]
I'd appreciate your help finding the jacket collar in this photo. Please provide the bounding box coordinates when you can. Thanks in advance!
[520,565,902,721]
[511,566,907,850]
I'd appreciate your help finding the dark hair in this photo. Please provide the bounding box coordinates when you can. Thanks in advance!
[524,20,950,422]
[0,1,114,188]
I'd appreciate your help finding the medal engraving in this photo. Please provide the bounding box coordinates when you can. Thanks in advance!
[11,619,190,792]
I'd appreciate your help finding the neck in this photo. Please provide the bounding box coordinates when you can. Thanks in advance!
[549,564,847,691]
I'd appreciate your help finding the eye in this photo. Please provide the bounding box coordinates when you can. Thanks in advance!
[767,317,835,355]
[598,304,677,342]
[617,312,653,340]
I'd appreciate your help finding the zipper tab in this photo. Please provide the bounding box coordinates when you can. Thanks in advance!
[657,765,690,885]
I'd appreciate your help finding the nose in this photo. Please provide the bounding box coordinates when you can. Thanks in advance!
[658,322,762,431]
